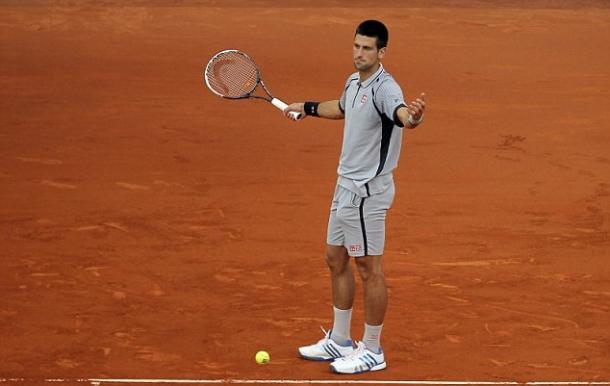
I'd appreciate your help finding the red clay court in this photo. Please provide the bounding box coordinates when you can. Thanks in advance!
[1,1,609,385]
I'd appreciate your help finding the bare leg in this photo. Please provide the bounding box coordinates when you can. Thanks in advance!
[326,245,355,310]
[355,254,387,325]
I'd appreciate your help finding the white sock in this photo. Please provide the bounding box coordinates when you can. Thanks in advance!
[329,306,352,346]
[363,323,383,353]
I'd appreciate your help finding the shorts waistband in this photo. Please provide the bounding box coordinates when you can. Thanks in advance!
[337,174,394,198]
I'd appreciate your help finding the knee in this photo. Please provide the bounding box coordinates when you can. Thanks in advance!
[355,258,384,282]
[325,249,350,275]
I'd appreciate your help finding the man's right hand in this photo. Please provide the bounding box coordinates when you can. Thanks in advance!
[283,103,306,121]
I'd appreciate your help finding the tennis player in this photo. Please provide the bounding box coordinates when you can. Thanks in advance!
[284,20,426,374]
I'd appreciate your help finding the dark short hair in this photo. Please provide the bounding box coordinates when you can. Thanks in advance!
[355,20,388,49]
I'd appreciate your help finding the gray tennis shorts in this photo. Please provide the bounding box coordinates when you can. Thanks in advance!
[327,178,395,257]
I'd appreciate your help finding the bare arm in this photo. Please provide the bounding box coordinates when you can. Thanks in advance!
[395,93,426,129]
[284,100,344,121]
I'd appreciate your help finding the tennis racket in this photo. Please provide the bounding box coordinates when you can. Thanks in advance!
[204,49,302,120]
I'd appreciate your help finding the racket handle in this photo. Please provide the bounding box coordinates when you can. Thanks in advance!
[271,98,302,120]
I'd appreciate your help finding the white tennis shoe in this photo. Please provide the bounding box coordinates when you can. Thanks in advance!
[298,327,354,361]
[330,341,387,374]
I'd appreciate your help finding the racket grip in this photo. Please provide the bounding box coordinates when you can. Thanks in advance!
[271,98,302,120]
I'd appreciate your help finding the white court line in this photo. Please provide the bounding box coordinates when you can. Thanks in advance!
[1,380,610,385]
[88,381,610,385]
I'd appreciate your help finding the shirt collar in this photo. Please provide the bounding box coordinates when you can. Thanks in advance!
[358,63,384,88]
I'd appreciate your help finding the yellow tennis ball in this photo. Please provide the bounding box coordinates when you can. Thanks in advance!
[255,350,270,365]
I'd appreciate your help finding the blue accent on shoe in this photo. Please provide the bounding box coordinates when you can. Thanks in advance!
[329,344,342,358]
[365,353,377,365]
[322,345,336,358]
[329,331,352,347]
[361,356,373,369]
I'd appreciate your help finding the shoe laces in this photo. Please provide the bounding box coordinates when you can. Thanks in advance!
[316,326,331,344]
[319,325,329,337]
[342,341,365,360]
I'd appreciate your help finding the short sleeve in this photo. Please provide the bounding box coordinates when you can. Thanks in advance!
[378,81,406,127]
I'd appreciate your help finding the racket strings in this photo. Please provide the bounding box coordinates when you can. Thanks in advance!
[206,52,258,98]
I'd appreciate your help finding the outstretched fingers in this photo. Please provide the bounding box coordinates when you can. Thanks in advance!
[407,92,426,119]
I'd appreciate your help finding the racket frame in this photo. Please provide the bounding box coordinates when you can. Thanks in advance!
[204,49,301,120]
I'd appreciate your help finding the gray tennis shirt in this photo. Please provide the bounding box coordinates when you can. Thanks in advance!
[337,64,406,197]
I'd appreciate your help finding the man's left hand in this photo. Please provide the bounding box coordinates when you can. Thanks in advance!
[406,92,426,124]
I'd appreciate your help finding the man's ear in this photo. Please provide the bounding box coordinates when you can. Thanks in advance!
[378,47,386,60]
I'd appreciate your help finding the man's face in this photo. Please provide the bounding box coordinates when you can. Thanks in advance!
[353,34,385,72]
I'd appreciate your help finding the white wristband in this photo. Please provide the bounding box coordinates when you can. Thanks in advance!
[408,113,424,126]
